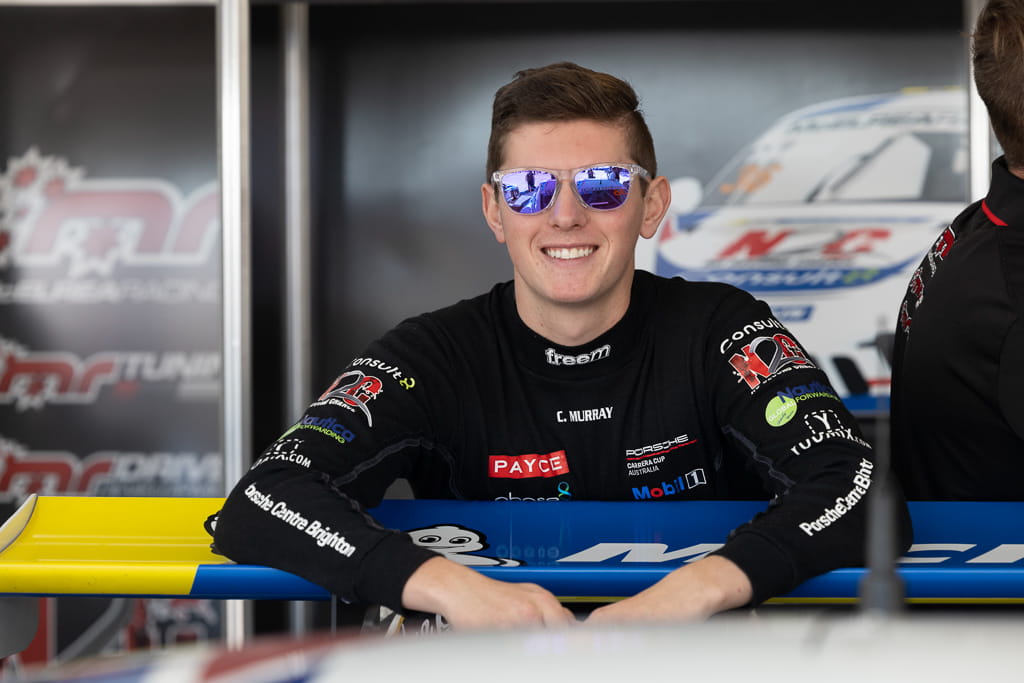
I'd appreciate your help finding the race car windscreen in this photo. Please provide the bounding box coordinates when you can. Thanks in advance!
[703,131,967,207]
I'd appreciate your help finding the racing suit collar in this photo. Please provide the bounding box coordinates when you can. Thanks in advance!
[985,156,1024,229]
[500,271,654,378]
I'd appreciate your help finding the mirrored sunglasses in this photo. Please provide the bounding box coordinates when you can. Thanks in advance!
[491,163,649,215]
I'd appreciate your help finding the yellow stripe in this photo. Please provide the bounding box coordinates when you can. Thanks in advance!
[0,496,226,595]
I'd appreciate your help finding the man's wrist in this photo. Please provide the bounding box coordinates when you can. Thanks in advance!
[401,555,477,616]
[695,555,754,612]
[666,555,754,615]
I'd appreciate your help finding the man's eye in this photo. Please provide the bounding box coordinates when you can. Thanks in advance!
[416,535,441,544]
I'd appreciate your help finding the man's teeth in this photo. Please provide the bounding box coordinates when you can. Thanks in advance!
[545,247,594,260]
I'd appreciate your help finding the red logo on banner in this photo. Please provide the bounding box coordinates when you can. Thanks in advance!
[489,451,570,479]
[0,147,218,277]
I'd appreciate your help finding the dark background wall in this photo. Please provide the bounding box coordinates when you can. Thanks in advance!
[0,7,221,483]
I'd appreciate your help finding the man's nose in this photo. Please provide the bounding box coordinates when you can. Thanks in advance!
[548,179,585,230]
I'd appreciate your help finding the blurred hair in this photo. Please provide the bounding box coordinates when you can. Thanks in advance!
[486,62,657,182]
[973,0,1024,167]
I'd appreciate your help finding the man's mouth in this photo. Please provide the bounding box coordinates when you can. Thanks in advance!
[544,246,595,260]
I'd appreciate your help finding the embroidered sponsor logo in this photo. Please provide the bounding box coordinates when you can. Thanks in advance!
[719,318,786,354]
[632,469,706,500]
[805,409,844,434]
[627,455,666,477]
[776,381,839,402]
[349,357,416,389]
[625,434,696,476]
[243,482,357,556]
[252,438,313,469]
[728,333,814,391]
[315,370,383,426]
[556,406,613,423]
[283,415,356,445]
[789,409,871,456]
[900,225,956,334]
[767,382,838,426]
[765,395,797,426]
[625,434,695,458]
[489,451,570,479]
[545,344,610,366]
[799,459,873,536]
[494,482,572,501]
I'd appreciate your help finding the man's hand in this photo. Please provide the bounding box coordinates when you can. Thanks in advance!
[585,555,752,624]
[402,555,576,630]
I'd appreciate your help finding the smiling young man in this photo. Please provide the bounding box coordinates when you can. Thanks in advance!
[482,118,663,348]
[212,62,911,628]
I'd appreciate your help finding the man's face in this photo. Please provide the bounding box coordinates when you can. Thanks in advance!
[482,120,668,332]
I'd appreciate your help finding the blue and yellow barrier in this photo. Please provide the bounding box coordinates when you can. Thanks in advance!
[3,496,1024,603]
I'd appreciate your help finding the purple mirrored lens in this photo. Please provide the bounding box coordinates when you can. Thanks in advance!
[499,170,558,214]
[574,165,632,210]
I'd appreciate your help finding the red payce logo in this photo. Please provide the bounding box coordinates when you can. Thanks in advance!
[488,451,570,479]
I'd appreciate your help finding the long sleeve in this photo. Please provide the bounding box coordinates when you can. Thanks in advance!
[213,317,461,609]
[704,288,912,603]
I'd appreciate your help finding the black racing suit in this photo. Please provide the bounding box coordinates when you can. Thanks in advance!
[891,156,1024,499]
[214,270,911,610]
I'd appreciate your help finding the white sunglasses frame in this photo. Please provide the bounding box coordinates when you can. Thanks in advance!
[490,162,650,214]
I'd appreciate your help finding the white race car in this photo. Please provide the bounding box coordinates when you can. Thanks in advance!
[648,89,968,412]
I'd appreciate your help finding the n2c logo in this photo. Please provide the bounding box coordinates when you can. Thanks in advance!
[319,370,383,426]
[728,334,813,390]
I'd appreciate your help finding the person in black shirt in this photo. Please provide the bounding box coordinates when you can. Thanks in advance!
[214,62,910,628]
[891,0,1024,500]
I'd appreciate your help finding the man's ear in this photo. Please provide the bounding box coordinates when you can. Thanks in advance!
[481,183,507,244]
[640,175,672,240]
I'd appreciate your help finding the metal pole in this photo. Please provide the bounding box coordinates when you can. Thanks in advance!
[283,0,314,637]
[217,0,252,650]
[858,316,904,617]
[966,0,993,202]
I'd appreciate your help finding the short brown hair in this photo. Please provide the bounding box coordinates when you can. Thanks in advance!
[973,0,1024,166]
[485,62,657,180]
